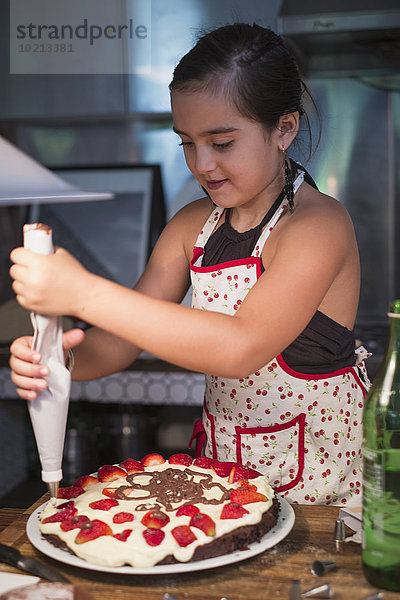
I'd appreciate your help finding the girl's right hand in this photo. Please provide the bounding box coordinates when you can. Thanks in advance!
[9,328,85,401]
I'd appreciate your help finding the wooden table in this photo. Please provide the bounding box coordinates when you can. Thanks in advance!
[1,497,399,600]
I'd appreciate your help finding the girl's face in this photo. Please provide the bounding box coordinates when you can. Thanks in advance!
[171,89,286,214]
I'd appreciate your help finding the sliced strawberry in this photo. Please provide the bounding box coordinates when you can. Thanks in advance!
[114,529,132,542]
[73,475,99,488]
[57,500,75,510]
[193,456,214,469]
[228,464,261,483]
[168,453,193,466]
[176,504,200,517]
[210,460,235,478]
[171,525,197,547]
[60,515,90,531]
[57,486,84,499]
[97,464,127,482]
[75,519,112,544]
[89,498,119,511]
[236,480,257,490]
[43,504,77,523]
[102,487,119,498]
[142,528,165,546]
[113,512,134,524]
[141,509,170,529]
[189,513,216,537]
[220,502,250,519]
[230,488,267,505]
[141,453,166,467]
[119,458,145,473]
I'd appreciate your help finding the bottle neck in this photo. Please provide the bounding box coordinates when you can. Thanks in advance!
[378,314,400,388]
[386,315,400,354]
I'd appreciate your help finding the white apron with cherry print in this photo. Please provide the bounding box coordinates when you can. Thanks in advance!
[189,174,371,506]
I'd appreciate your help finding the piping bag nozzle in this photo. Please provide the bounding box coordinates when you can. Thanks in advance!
[301,583,333,599]
[334,518,345,542]
[42,469,62,505]
[311,561,337,577]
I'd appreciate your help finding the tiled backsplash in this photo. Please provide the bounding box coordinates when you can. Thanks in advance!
[0,366,205,405]
[0,366,204,500]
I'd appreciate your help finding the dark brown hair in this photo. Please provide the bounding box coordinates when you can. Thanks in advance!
[169,23,319,157]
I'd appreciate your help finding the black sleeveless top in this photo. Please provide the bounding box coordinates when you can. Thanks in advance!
[202,162,356,374]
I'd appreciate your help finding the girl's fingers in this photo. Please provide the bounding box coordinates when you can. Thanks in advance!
[63,328,85,351]
[9,354,49,377]
[9,337,37,361]
[11,280,23,295]
[9,335,52,401]
[10,371,48,391]
[9,247,25,263]
[16,387,38,401]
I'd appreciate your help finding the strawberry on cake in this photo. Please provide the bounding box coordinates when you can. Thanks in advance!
[39,454,279,568]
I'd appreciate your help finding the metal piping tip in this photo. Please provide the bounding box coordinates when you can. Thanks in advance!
[361,593,384,600]
[290,579,301,600]
[46,481,59,504]
[334,518,345,542]
[311,560,337,577]
[301,583,333,598]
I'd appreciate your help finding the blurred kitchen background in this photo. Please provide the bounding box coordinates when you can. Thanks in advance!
[0,0,399,505]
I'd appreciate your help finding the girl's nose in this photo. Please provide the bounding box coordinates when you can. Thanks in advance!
[195,148,217,174]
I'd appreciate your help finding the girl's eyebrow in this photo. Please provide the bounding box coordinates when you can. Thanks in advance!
[172,126,239,136]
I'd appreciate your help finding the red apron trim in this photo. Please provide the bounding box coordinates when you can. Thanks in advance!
[203,401,217,459]
[235,414,306,493]
[276,353,363,381]
[191,246,204,265]
[191,255,262,277]
[188,419,207,458]
[350,367,368,399]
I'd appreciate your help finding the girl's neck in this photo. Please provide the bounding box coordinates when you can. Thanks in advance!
[229,185,285,233]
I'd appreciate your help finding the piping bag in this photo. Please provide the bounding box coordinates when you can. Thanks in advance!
[23,223,71,504]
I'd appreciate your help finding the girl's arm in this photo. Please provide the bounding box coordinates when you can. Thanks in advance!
[10,191,359,379]
[9,201,197,398]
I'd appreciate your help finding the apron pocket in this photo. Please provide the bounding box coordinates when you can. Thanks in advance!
[234,414,306,493]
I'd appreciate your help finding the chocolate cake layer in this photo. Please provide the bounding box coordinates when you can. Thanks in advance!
[43,497,279,567]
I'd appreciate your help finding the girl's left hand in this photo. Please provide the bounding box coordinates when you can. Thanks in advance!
[9,246,92,316]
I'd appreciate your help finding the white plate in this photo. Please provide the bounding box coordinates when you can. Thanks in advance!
[26,496,294,575]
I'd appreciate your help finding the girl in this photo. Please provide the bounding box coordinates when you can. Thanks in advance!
[9,23,370,505]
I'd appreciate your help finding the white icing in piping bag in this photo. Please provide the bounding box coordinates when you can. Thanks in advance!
[23,224,71,504]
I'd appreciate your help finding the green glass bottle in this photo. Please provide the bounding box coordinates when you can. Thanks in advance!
[362,299,400,591]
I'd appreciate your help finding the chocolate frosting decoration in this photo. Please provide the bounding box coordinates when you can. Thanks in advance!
[114,468,231,511]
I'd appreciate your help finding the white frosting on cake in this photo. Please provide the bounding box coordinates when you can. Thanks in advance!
[39,461,274,568]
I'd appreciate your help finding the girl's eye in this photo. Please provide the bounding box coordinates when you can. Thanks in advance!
[178,140,233,150]
[213,141,233,150]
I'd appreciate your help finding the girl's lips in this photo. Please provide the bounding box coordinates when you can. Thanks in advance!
[206,179,228,191]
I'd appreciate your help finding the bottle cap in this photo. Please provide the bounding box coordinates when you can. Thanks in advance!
[388,298,400,316]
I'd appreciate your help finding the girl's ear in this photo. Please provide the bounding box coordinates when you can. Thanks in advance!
[278,112,299,150]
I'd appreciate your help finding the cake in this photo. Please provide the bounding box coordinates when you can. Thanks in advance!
[39,453,279,568]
